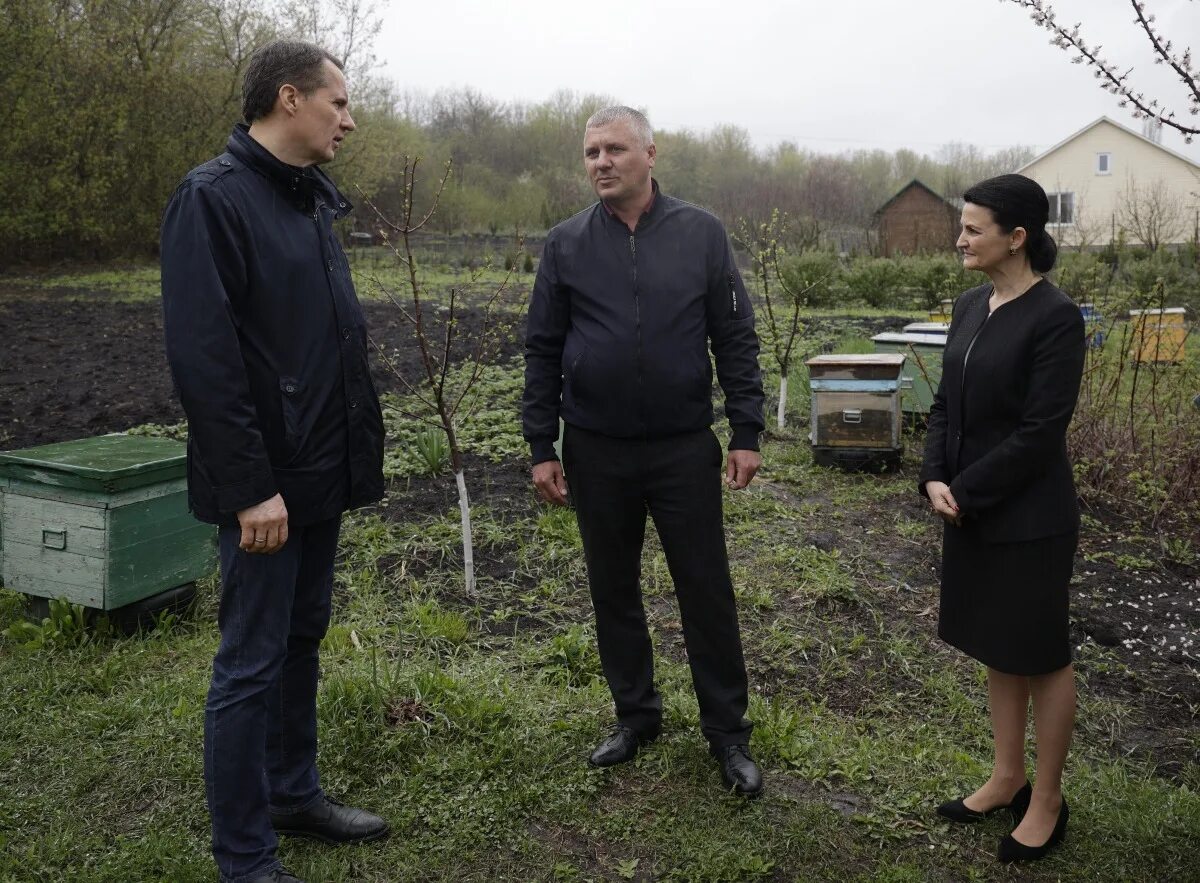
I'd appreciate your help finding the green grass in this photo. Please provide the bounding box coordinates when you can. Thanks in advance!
[2,431,1197,882]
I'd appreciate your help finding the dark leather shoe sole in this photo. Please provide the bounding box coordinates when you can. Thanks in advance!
[273,822,390,845]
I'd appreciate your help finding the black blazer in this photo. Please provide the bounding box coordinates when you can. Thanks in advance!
[919,280,1085,543]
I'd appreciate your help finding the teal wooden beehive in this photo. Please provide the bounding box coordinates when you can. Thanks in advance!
[0,435,217,610]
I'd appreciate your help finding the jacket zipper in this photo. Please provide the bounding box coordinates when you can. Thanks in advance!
[630,233,644,431]
[729,273,738,316]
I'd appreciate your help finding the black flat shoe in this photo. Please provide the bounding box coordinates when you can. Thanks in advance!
[937,780,1032,824]
[998,798,1069,863]
[715,744,763,797]
[270,796,389,845]
[222,865,305,883]
[588,724,656,767]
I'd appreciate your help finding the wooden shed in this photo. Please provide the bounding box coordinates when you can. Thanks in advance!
[875,180,959,257]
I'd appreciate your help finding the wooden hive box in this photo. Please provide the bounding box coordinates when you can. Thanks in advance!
[0,435,217,611]
[871,331,948,416]
[1128,307,1187,364]
[806,354,906,470]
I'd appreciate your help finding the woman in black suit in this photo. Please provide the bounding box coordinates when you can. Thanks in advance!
[920,174,1085,863]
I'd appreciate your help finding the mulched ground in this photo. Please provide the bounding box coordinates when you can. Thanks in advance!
[2,286,1195,780]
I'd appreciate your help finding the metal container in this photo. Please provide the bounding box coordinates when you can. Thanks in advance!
[871,332,948,416]
[0,435,217,613]
[806,354,905,470]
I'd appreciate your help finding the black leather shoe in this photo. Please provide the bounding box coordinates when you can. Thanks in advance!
[270,796,389,845]
[937,780,1032,824]
[715,745,763,797]
[588,724,656,767]
[998,798,1069,863]
[221,866,305,883]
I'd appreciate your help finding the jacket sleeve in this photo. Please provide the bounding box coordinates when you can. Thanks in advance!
[522,235,568,464]
[160,179,278,513]
[707,227,764,451]
[917,294,969,496]
[948,302,1085,514]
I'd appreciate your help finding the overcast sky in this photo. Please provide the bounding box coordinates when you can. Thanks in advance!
[374,0,1200,163]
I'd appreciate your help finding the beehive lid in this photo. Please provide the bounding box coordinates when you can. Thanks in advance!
[0,434,186,493]
[902,322,950,334]
[806,353,906,380]
[873,332,948,346]
[1129,307,1186,316]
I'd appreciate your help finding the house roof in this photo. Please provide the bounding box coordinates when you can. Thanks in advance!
[1014,116,1200,175]
[874,179,958,217]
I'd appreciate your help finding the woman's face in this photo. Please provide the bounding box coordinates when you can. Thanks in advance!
[957,202,1023,272]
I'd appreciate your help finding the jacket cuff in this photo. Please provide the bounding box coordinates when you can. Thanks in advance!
[529,439,559,465]
[917,467,949,499]
[728,424,761,451]
[948,476,971,514]
[214,471,278,514]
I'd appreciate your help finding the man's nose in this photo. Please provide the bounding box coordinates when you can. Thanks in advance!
[343,112,356,132]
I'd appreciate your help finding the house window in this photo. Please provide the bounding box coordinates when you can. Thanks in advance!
[1096,153,1112,174]
[1048,192,1075,225]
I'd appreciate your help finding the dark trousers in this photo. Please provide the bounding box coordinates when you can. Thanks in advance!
[205,516,341,882]
[562,425,752,748]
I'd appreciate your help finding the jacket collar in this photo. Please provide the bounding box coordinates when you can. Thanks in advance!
[599,178,663,231]
[226,124,353,218]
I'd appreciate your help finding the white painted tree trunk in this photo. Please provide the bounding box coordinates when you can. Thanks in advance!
[454,468,475,595]
[776,374,788,430]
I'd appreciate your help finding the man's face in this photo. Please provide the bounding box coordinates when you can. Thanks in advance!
[291,60,355,166]
[583,121,655,205]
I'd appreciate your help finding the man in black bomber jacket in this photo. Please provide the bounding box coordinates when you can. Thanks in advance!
[522,106,766,797]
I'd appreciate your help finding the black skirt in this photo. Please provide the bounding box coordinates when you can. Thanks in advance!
[939,521,1077,675]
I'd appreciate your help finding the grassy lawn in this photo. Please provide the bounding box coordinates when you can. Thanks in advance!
[1,361,1196,881]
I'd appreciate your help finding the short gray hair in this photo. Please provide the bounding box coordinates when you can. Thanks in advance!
[242,40,344,123]
[585,106,653,147]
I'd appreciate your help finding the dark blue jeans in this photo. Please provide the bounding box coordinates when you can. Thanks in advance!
[205,516,341,882]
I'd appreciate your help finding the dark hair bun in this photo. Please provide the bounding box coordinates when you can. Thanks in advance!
[963,174,1057,273]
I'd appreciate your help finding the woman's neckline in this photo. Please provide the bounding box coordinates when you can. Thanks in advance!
[988,277,1044,316]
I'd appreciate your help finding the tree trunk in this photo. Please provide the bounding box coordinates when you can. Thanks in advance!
[777,372,789,430]
[454,468,475,596]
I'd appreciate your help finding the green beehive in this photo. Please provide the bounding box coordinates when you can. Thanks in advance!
[871,331,948,416]
[0,435,217,611]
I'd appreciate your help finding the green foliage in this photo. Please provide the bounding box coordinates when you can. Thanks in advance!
[413,426,450,475]
[841,257,912,309]
[538,624,602,687]
[2,598,106,651]
[778,250,842,308]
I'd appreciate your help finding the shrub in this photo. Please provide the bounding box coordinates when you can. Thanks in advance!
[777,250,842,308]
[842,256,910,308]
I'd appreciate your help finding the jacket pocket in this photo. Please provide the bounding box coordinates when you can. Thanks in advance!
[565,345,590,404]
[279,376,305,460]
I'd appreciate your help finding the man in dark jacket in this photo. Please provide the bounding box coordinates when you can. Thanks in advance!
[161,40,387,883]
[522,106,766,796]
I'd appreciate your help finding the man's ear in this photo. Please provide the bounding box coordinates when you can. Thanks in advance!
[277,83,301,117]
[647,143,656,168]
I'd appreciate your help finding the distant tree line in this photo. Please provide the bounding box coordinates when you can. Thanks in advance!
[1,0,1033,264]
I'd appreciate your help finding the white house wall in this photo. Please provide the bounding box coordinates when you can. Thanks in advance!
[1019,119,1200,248]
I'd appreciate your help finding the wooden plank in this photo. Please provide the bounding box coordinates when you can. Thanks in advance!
[812,392,898,448]
[2,494,106,530]
[0,569,102,607]
[108,490,205,549]
[3,541,106,603]
[106,524,217,609]
[0,477,187,509]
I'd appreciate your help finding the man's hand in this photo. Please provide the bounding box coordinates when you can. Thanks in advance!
[532,460,569,506]
[725,450,761,490]
[924,480,962,526]
[237,493,289,553]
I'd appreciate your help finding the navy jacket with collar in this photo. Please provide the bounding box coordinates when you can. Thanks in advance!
[522,182,764,464]
[160,125,384,526]
[919,280,1085,543]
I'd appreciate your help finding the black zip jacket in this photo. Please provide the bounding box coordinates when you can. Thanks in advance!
[160,125,385,526]
[919,280,1085,542]
[523,183,764,464]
